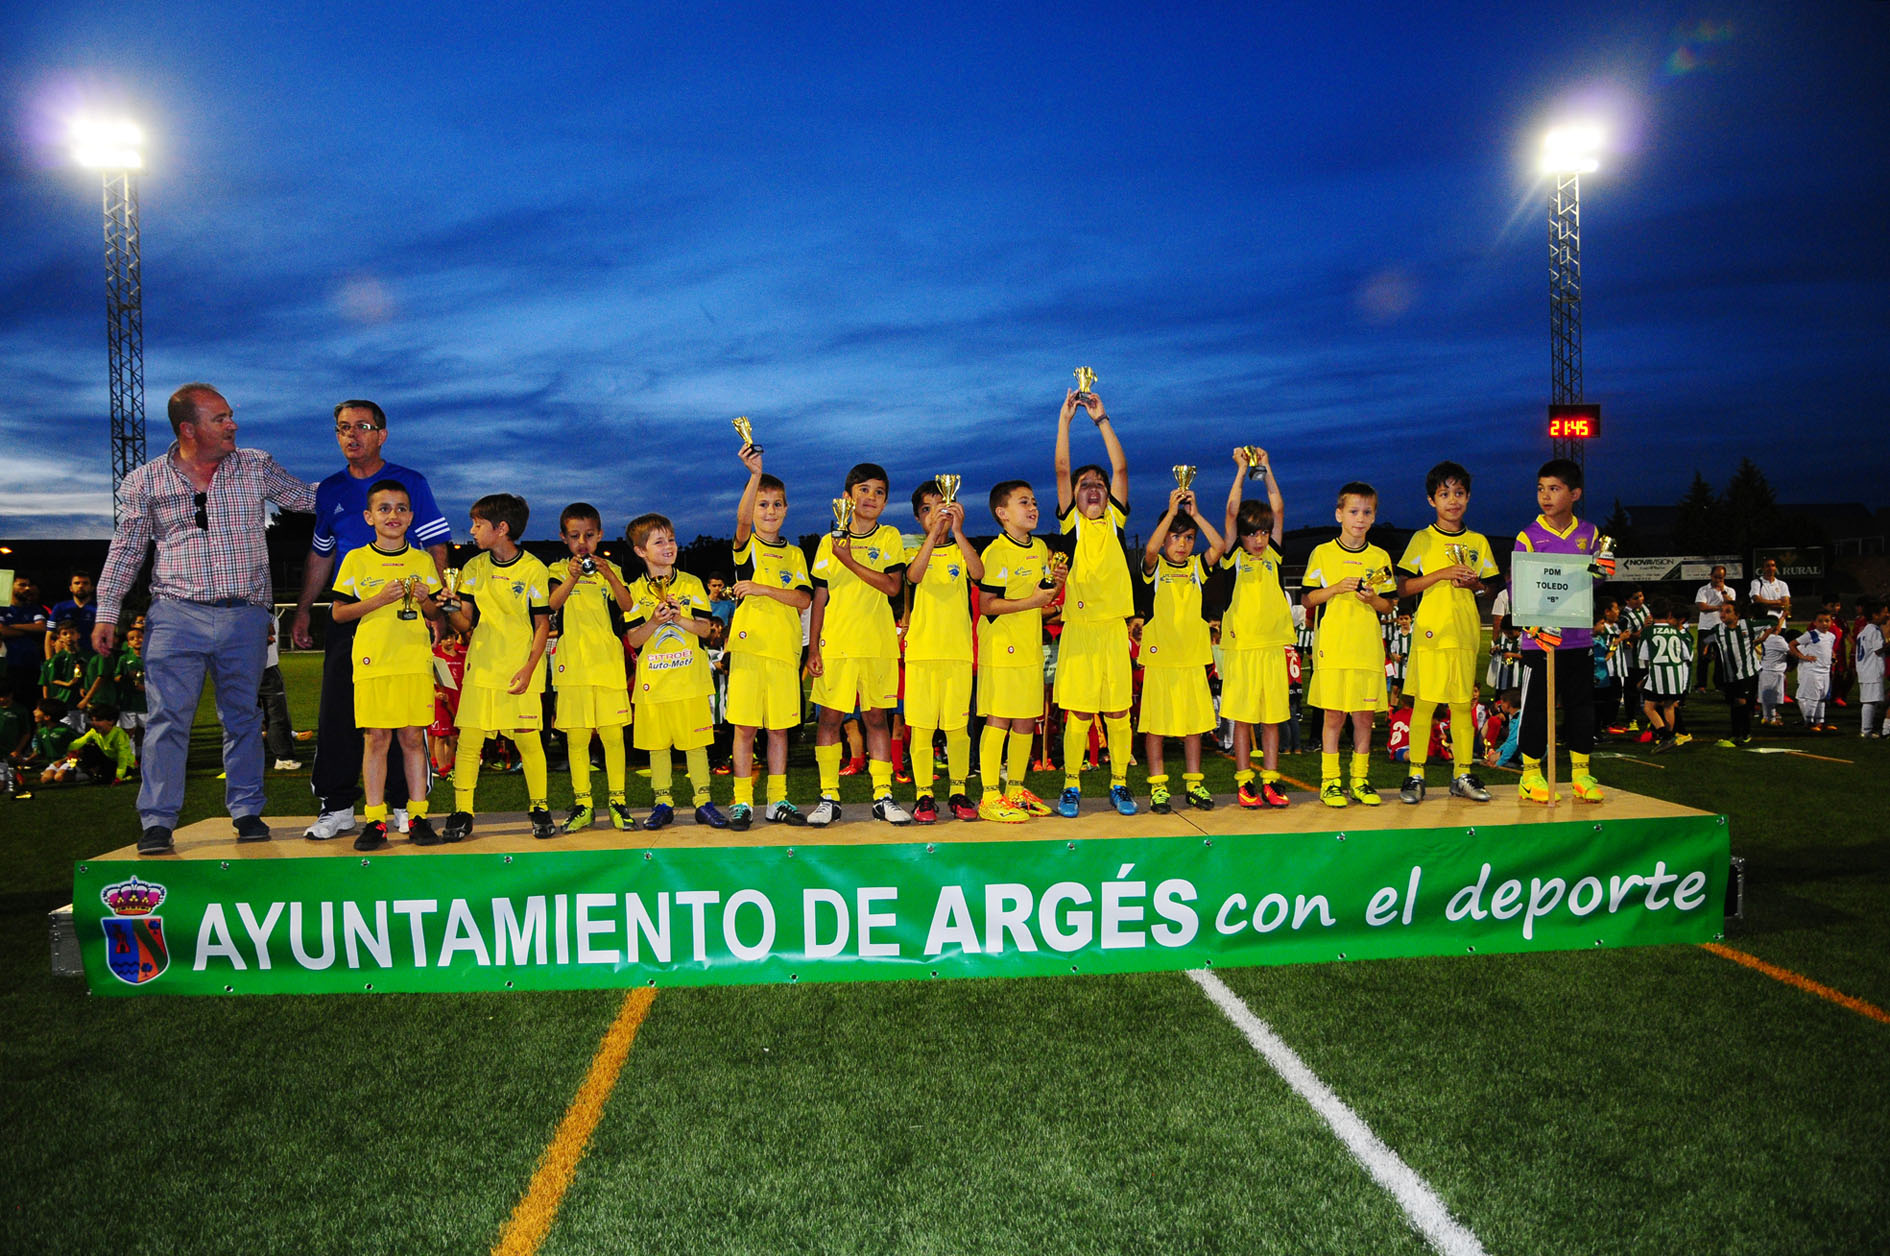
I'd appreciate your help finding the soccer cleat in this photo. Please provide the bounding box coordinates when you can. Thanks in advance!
[408,814,442,846]
[1636,730,1655,744]
[728,803,753,831]
[1149,783,1173,814]
[694,803,730,829]
[1236,782,1265,809]
[806,799,841,827]
[1185,784,1214,810]
[273,758,303,771]
[1714,739,1736,749]
[1320,781,1349,808]
[1673,734,1693,747]
[609,802,634,830]
[353,821,390,851]
[1605,725,1629,736]
[1517,769,1560,804]
[767,800,809,826]
[1651,738,1674,754]
[1572,773,1605,803]
[392,808,409,834]
[978,796,1030,823]
[442,811,474,842]
[137,825,174,855]
[873,796,914,825]
[1449,773,1493,802]
[303,808,356,841]
[838,757,865,777]
[912,795,939,825]
[233,814,271,842]
[641,803,674,831]
[1057,787,1082,818]
[530,807,557,839]
[563,804,595,833]
[1007,787,1053,816]
[1108,784,1139,816]
[1349,780,1382,807]
[1399,775,1425,805]
[893,769,913,785]
[1260,781,1290,808]
[949,793,979,821]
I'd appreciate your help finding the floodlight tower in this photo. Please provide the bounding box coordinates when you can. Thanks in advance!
[1541,125,1599,468]
[72,118,147,522]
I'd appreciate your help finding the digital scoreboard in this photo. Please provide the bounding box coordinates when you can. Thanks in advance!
[1548,403,1601,439]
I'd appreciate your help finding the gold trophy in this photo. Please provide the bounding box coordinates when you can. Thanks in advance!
[732,415,760,454]
[1072,366,1097,400]
[935,473,961,508]
[1173,465,1198,508]
[1362,565,1391,594]
[438,567,462,614]
[1045,552,1070,586]
[395,576,420,621]
[1589,534,1618,579]
[647,571,675,613]
[831,495,855,538]
[1241,446,1266,480]
[1443,542,1467,567]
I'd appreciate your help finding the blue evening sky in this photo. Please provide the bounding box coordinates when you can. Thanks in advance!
[3,1,1886,544]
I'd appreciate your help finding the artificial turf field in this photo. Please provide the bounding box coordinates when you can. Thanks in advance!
[4,651,1887,1255]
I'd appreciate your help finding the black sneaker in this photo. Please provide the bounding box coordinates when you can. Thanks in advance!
[529,807,557,840]
[233,814,271,842]
[442,811,474,842]
[137,825,174,856]
[728,803,753,831]
[408,814,442,846]
[354,821,390,851]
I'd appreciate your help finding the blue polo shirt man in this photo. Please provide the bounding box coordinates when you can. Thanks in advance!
[288,400,451,838]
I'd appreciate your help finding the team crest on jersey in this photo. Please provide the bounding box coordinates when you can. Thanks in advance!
[947,565,960,579]
[867,548,881,560]
[101,876,169,985]
[778,571,791,585]
[511,582,525,595]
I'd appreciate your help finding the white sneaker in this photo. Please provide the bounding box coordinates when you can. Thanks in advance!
[273,758,303,771]
[303,808,356,840]
[392,808,410,834]
[806,799,841,827]
[872,796,913,826]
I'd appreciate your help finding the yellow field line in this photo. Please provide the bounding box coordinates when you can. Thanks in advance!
[492,987,658,1255]
[1700,942,1889,1025]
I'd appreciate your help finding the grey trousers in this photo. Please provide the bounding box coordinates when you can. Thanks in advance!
[139,599,269,828]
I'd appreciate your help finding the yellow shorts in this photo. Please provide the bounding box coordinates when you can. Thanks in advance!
[811,655,900,712]
[1138,666,1217,736]
[555,683,631,729]
[1219,646,1290,725]
[1053,619,1132,713]
[354,672,433,730]
[1307,666,1388,714]
[727,652,802,730]
[1404,645,1477,706]
[457,682,544,733]
[633,696,715,751]
[905,658,973,730]
[978,665,1042,721]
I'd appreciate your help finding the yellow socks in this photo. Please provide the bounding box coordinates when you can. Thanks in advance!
[1006,729,1032,792]
[1063,718,1093,788]
[567,726,594,807]
[766,773,788,807]
[911,726,937,795]
[650,751,674,806]
[601,727,627,798]
[868,758,894,799]
[1350,750,1369,784]
[515,731,548,810]
[1104,714,1132,786]
[980,724,1008,800]
[815,742,842,800]
[407,799,428,819]
[734,773,756,807]
[685,745,712,806]
[945,726,971,795]
[1321,750,1340,785]
[1234,768,1254,788]
[453,728,488,813]
[1409,700,1435,769]
[1449,701,1475,773]
[364,803,388,822]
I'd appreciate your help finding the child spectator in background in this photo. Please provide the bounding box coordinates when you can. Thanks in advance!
[1591,600,1623,735]
[430,628,467,779]
[1639,599,1693,751]
[114,626,147,751]
[1790,612,1837,732]
[0,687,30,797]
[260,612,300,771]
[77,628,118,717]
[43,703,136,786]
[1822,597,1849,708]
[1711,597,1773,747]
[41,625,86,732]
[1615,587,1650,733]
[21,699,77,778]
[1385,612,1412,710]
[1855,601,1887,737]
[1758,623,1793,726]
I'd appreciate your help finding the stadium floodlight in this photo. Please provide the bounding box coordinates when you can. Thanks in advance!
[1540,125,1601,175]
[70,116,148,520]
[1543,124,1601,466]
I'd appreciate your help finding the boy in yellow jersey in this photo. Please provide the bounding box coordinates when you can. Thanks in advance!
[727,443,813,830]
[442,493,553,841]
[806,463,912,827]
[546,502,636,832]
[1220,447,1294,809]
[1052,387,1138,818]
[625,513,726,831]
[976,480,1067,822]
[904,479,984,824]
[1395,461,1502,805]
[1302,482,1398,808]
[327,480,444,850]
[1139,481,1226,813]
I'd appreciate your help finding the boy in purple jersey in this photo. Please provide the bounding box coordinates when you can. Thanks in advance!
[1513,458,1603,803]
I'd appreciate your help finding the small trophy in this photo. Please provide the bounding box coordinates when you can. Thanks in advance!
[1362,565,1391,594]
[647,571,675,611]
[831,495,855,538]
[579,555,598,576]
[438,568,462,614]
[1588,534,1617,579]
[1241,446,1266,480]
[1048,552,1070,582]
[1072,366,1097,400]
[733,415,760,454]
[1173,465,1197,506]
[396,576,420,621]
[935,473,961,508]
[1443,542,1467,567]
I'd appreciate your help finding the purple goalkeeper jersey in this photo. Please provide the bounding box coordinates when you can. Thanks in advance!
[1514,515,1599,651]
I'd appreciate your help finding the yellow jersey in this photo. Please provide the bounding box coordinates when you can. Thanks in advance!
[977,532,1051,669]
[628,570,713,702]
[811,525,907,660]
[1140,555,1212,669]
[1304,539,1396,671]
[1220,543,1294,650]
[1396,525,1500,652]
[334,543,440,679]
[729,534,811,665]
[906,544,976,663]
[1058,498,1132,623]
[549,557,628,690]
[460,549,551,693]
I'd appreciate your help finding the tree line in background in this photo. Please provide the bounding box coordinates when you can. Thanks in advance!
[1601,456,1829,559]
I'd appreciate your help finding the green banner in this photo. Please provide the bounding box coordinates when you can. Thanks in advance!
[77,814,1729,996]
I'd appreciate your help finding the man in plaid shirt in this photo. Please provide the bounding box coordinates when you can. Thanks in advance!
[93,384,316,855]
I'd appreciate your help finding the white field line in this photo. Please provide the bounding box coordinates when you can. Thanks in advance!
[1188,969,1489,1256]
